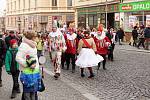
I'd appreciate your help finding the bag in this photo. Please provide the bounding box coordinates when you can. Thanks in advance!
[38,79,45,92]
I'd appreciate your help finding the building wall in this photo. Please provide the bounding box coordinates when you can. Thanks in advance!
[75,0,120,29]
[6,0,75,32]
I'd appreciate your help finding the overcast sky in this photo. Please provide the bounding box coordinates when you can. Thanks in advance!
[0,0,6,16]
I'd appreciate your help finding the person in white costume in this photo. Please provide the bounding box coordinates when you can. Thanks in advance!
[76,31,103,78]
[48,27,66,80]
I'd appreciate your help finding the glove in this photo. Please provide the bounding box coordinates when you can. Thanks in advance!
[7,71,11,75]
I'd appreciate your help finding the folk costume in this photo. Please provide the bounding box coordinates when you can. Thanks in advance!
[94,30,111,70]
[76,31,103,78]
[65,30,77,73]
[49,29,66,79]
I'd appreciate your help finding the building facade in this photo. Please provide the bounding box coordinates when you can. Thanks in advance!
[75,0,120,29]
[0,17,5,32]
[6,0,75,32]
[119,0,150,42]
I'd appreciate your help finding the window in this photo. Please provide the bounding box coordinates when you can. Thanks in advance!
[29,0,31,9]
[67,0,72,6]
[18,0,20,9]
[23,0,25,9]
[35,0,37,8]
[14,1,16,10]
[52,0,57,6]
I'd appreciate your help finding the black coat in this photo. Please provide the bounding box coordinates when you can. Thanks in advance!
[132,29,138,39]
[144,27,150,38]
[117,30,124,39]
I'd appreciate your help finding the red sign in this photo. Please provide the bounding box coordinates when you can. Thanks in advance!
[122,5,132,10]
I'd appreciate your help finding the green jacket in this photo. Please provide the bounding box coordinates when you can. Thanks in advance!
[5,48,19,73]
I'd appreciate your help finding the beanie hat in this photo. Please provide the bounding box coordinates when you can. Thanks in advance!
[26,55,36,67]
[10,39,17,46]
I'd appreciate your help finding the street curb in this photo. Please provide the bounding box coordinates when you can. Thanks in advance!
[119,48,150,53]
[43,68,99,100]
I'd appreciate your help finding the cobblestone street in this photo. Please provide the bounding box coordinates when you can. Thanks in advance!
[0,44,150,100]
[44,44,150,100]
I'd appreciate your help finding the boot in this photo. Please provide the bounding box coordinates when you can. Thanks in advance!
[72,65,75,73]
[88,67,94,78]
[97,63,101,70]
[0,81,2,87]
[103,66,107,70]
[81,68,85,77]
[10,91,16,99]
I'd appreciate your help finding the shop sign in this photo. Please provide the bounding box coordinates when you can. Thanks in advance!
[120,1,150,12]
[146,15,150,27]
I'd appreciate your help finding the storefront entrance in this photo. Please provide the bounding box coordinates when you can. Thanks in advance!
[107,13,115,28]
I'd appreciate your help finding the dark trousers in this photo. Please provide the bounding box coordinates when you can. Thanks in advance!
[37,50,42,58]
[98,54,106,69]
[11,70,20,93]
[108,43,115,61]
[61,52,66,69]
[22,92,38,100]
[0,58,3,82]
[66,53,75,70]
[137,38,145,48]
[145,38,150,50]
[0,67,2,82]
[133,38,137,46]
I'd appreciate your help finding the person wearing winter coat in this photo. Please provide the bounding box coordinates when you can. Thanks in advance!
[132,26,138,47]
[0,33,6,87]
[65,29,77,73]
[144,24,150,50]
[137,25,145,49]
[5,39,20,99]
[116,28,124,45]
[16,32,41,100]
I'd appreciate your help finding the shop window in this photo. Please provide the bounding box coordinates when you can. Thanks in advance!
[88,15,97,29]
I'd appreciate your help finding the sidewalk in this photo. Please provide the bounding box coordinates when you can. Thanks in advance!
[115,43,150,53]
[0,67,89,100]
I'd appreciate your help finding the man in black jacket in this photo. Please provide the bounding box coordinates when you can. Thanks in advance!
[144,25,150,50]
[132,26,138,47]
